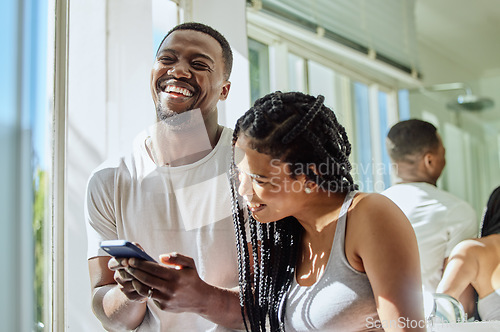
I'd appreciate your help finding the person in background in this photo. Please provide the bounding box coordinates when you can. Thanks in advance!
[437,186,500,320]
[382,119,478,295]
[231,91,425,331]
[86,22,244,331]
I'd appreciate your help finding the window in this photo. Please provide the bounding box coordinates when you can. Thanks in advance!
[288,53,307,92]
[378,91,392,189]
[352,82,374,191]
[351,82,396,192]
[249,38,271,104]
[247,33,399,191]
[1,0,51,330]
[398,89,411,120]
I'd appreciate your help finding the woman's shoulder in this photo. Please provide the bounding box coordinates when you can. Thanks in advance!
[344,192,420,271]
[350,192,404,217]
[348,192,414,235]
[450,238,488,259]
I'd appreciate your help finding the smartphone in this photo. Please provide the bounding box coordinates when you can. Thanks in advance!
[100,240,157,262]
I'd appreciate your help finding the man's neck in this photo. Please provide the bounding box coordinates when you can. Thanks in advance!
[397,175,437,186]
[148,113,222,167]
[394,161,438,186]
[398,180,437,186]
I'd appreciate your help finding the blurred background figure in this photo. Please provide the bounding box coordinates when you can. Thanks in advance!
[437,186,500,321]
[382,119,478,295]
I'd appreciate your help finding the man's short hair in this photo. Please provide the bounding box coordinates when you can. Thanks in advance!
[156,22,233,80]
[386,119,440,162]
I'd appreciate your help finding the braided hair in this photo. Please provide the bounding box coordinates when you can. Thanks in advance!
[230,91,358,331]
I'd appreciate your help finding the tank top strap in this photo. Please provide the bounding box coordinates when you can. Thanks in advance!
[338,190,357,221]
[332,190,357,253]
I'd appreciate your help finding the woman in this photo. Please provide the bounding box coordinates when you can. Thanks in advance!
[437,186,500,321]
[230,91,425,331]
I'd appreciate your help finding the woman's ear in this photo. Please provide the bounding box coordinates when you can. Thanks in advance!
[303,179,318,194]
[301,165,319,194]
[308,164,320,176]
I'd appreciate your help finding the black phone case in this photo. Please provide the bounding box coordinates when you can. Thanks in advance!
[100,240,157,262]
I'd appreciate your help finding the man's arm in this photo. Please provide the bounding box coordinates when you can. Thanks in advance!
[88,256,148,331]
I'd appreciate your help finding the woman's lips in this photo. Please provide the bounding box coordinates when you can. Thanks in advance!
[248,203,266,212]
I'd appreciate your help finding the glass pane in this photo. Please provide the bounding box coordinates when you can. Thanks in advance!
[288,53,306,92]
[398,89,410,120]
[378,91,392,189]
[248,38,270,104]
[307,60,336,108]
[30,0,50,330]
[0,0,50,330]
[352,81,373,192]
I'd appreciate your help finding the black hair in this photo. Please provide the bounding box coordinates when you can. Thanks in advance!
[480,186,500,237]
[386,119,440,163]
[473,185,500,321]
[156,22,233,80]
[230,91,357,331]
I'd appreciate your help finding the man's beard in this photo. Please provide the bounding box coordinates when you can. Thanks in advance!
[156,103,178,122]
[148,107,210,165]
[156,104,201,132]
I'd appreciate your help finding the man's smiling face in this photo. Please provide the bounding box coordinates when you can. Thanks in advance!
[150,29,230,122]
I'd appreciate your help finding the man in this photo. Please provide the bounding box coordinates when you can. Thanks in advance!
[382,119,478,294]
[86,23,243,331]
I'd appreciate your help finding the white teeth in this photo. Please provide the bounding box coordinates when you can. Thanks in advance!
[165,85,193,97]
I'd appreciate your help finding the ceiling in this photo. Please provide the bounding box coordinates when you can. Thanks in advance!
[415,0,500,81]
[413,0,500,126]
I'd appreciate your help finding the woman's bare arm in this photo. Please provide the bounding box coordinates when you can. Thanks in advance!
[352,194,426,332]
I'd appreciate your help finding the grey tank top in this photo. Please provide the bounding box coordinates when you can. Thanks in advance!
[478,289,500,321]
[284,191,383,331]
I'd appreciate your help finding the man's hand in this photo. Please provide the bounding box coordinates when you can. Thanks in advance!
[124,253,210,314]
[91,252,244,330]
[108,257,151,303]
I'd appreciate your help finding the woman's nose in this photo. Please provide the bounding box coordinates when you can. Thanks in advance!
[238,172,254,199]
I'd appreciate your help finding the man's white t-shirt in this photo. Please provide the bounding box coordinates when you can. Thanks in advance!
[85,127,239,331]
[382,182,478,293]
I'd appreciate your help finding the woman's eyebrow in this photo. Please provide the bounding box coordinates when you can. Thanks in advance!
[236,166,268,179]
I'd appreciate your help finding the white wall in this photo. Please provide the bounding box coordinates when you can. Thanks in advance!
[409,24,500,224]
[417,40,477,85]
[65,0,250,330]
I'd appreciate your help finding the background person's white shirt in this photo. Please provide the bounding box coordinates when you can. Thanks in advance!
[382,182,478,294]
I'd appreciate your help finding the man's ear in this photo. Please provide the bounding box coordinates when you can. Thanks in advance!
[219,81,231,101]
[423,152,435,171]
